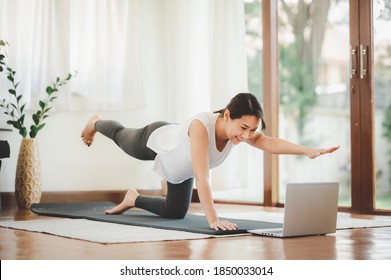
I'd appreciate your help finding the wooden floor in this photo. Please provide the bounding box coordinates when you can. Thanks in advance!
[1,203,391,260]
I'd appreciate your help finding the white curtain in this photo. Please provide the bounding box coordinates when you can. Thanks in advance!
[0,0,247,113]
[160,0,261,193]
[69,0,144,111]
[161,0,249,121]
[0,0,260,193]
[0,0,144,111]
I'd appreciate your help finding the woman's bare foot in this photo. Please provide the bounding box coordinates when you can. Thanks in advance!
[81,114,100,146]
[105,188,140,215]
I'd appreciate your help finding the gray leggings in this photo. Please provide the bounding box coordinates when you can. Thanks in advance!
[95,120,194,219]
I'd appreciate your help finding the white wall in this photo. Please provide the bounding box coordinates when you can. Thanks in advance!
[0,1,170,193]
[0,107,174,193]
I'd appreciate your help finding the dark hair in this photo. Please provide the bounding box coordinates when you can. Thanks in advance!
[214,93,266,130]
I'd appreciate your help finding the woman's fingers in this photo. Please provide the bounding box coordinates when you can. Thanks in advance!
[318,146,340,157]
[326,145,340,153]
[210,220,238,231]
[308,145,340,159]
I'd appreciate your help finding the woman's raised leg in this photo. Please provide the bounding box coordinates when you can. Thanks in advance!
[81,115,169,160]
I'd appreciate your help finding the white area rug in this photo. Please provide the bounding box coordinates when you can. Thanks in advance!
[0,218,213,244]
[223,211,391,229]
[1,211,390,244]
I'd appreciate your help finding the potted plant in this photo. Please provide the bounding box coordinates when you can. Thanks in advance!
[0,40,75,209]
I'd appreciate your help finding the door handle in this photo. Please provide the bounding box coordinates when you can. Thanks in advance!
[360,45,368,79]
[350,45,357,79]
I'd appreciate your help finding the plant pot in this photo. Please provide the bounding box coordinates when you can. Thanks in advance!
[15,138,42,209]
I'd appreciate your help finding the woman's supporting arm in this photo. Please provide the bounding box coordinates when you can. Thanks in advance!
[189,120,238,231]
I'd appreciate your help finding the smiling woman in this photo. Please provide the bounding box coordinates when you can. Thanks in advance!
[81,93,339,231]
[0,0,339,211]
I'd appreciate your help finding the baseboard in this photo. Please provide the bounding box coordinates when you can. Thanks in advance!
[0,189,200,210]
[0,190,160,210]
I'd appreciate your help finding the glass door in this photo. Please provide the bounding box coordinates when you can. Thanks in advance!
[278,0,351,205]
[374,0,391,210]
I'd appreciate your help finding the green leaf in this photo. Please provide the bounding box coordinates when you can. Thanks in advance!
[46,86,54,95]
[16,95,23,102]
[0,65,3,72]
[37,123,45,130]
[7,75,14,82]
[39,100,45,110]
[29,125,37,138]
[21,127,27,138]
[9,89,16,95]
[20,104,26,113]
[29,123,45,138]
[32,114,40,125]
[7,120,20,130]
[43,107,52,114]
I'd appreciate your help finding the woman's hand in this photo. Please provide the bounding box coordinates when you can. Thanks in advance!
[305,146,340,159]
[209,219,238,231]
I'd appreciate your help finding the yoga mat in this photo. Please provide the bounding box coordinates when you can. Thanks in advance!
[30,201,282,235]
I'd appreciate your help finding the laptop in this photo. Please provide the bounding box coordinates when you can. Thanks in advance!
[248,182,339,238]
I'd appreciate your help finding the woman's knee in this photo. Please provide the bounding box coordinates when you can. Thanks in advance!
[161,199,190,219]
[162,208,189,219]
[163,178,193,219]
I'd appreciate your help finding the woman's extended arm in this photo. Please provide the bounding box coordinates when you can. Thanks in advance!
[245,132,339,158]
[189,120,238,231]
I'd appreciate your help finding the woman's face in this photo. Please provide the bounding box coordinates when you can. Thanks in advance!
[224,112,260,144]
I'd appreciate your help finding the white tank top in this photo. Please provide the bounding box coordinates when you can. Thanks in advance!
[146,112,234,183]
